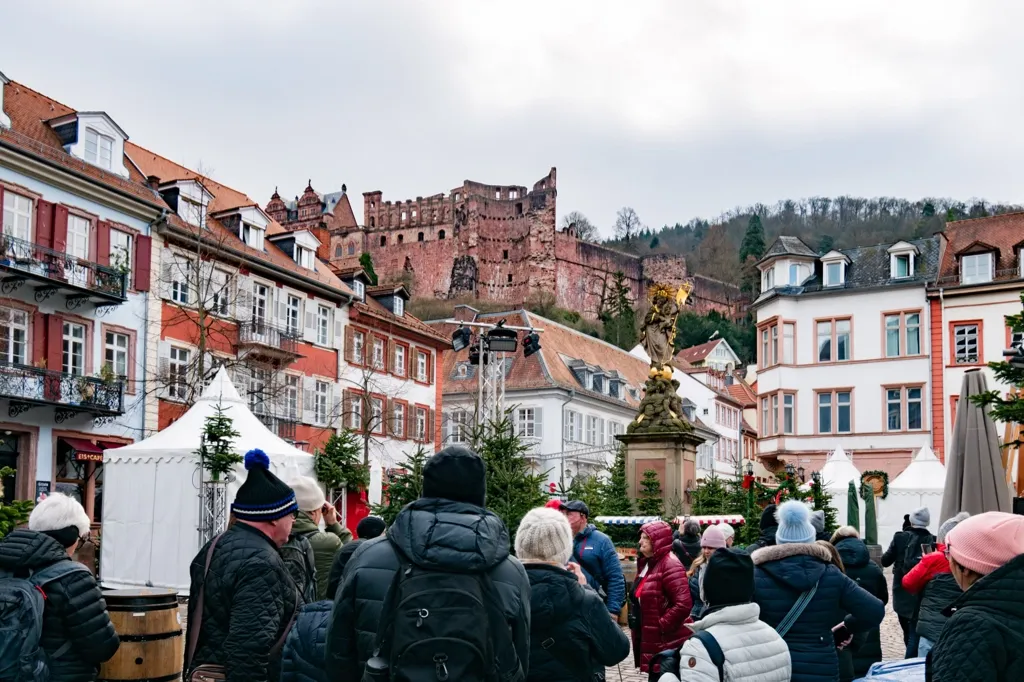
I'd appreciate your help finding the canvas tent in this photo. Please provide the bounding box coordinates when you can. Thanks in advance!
[100,367,314,591]
[819,447,862,527]
[878,445,945,549]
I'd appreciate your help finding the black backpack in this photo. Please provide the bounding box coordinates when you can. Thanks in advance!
[366,553,523,682]
[281,534,318,604]
[903,532,936,576]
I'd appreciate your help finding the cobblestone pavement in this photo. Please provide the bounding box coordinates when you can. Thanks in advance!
[605,568,906,681]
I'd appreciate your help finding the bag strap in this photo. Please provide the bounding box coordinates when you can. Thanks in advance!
[268,587,301,659]
[692,631,725,682]
[776,577,820,638]
[185,533,224,672]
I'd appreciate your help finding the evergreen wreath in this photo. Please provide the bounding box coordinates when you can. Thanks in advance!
[860,470,889,500]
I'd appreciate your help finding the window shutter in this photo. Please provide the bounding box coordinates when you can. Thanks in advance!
[302,376,315,425]
[535,408,543,439]
[35,200,54,250]
[276,296,286,325]
[441,412,450,443]
[161,259,174,300]
[335,314,344,350]
[52,205,69,254]
[32,314,47,366]
[344,326,354,363]
[95,221,111,267]
[342,389,353,431]
[426,409,434,443]
[304,307,317,344]
[387,338,396,374]
[157,341,171,397]
[46,315,63,374]
[427,351,434,384]
[235,276,252,320]
[134,234,152,292]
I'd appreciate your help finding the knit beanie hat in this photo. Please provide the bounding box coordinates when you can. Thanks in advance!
[544,499,563,510]
[29,493,90,548]
[515,507,573,565]
[775,500,815,544]
[231,449,298,522]
[290,476,327,512]
[947,512,1024,576]
[910,507,931,529]
[937,512,970,544]
[760,504,778,529]
[422,446,486,507]
[356,515,386,539]
[701,548,754,609]
[701,525,727,549]
[718,524,735,542]
[811,510,826,534]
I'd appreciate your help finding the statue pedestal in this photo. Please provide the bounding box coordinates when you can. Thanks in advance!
[616,431,705,515]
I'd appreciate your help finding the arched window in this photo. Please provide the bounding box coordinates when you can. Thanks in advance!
[369,217,376,228]
[418,232,425,242]
[379,236,386,247]
[347,243,356,256]
[439,230,446,240]
[398,234,404,244]
[334,245,343,258]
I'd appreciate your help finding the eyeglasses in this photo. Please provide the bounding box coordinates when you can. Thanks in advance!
[943,546,951,559]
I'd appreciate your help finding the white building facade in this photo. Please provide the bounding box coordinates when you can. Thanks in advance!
[752,236,940,481]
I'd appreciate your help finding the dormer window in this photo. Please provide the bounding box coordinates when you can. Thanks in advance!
[180,196,206,229]
[762,268,775,292]
[394,297,404,317]
[297,246,315,270]
[591,374,604,394]
[84,128,113,169]
[351,280,365,300]
[892,254,912,279]
[824,262,841,286]
[241,223,264,250]
[788,264,800,285]
[961,252,994,284]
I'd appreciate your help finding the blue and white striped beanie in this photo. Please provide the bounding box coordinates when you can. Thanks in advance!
[230,449,298,522]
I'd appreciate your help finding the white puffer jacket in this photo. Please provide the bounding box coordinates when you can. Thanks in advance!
[659,602,791,682]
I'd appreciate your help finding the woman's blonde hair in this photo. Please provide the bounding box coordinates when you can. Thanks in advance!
[830,525,860,544]
[816,539,846,574]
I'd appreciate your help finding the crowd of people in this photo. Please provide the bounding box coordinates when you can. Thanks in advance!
[1,444,1023,682]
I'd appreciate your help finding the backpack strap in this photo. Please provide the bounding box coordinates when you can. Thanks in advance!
[529,587,589,682]
[692,630,725,682]
[185,533,224,673]
[776,576,820,638]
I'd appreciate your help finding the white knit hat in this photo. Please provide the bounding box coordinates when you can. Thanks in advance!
[515,507,573,565]
[29,493,90,537]
[289,476,327,512]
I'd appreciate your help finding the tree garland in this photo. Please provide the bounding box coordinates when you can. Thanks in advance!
[860,470,890,500]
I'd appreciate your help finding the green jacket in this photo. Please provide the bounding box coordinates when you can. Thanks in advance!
[292,511,353,600]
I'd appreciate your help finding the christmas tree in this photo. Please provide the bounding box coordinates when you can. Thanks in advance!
[195,402,241,481]
[562,474,605,518]
[691,472,731,515]
[0,467,32,538]
[477,417,547,546]
[810,477,839,536]
[636,469,665,516]
[601,446,634,516]
[971,292,1024,427]
[371,446,429,526]
[314,429,369,494]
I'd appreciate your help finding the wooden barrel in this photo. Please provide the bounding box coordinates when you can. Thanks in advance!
[98,589,182,682]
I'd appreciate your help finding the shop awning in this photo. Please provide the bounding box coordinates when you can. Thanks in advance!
[61,438,119,463]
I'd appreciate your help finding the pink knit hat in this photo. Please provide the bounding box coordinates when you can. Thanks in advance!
[701,525,727,549]
[947,511,1024,576]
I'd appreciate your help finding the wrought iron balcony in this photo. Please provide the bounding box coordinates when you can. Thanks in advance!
[0,360,125,422]
[236,320,301,362]
[0,235,128,308]
[255,412,299,442]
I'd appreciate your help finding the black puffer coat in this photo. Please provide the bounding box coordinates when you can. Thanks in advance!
[186,522,300,682]
[0,530,119,682]
[524,563,629,681]
[915,573,960,643]
[744,525,778,553]
[325,498,531,682]
[281,600,331,682]
[325,538,365,599]
[927,553,1024,682]
[881,527,934,617]
[752,543,885,682]
[672,531,701,570]
[834,537,888,680]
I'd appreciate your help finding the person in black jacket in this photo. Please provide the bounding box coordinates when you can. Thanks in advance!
[831,527,888,681]
[672,518,702,570]
[324,515,386,599]
[0,492,119,682]
[744,504,778,552]
[811,510,831,542]
[516,507,629,681]
[325,446,531,682]
[881,506,934,650]
[186,450,301,682]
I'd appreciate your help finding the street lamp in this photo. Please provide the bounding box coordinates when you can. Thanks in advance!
[811,471,821,485]
[785,462,795,478]
[744,462,754,478]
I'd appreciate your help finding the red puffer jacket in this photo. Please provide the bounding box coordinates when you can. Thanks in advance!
[630,520,693,672]
[901,542,950,594]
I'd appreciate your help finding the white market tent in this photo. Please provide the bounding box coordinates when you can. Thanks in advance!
[819,447,862,528]
[100,367,314,592]
[878,445,946,549]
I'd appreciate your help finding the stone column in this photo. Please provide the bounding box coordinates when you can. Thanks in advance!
[616,431,705,514]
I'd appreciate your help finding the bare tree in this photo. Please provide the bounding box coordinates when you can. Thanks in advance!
[560,211,599,242]
[613,206,643,242]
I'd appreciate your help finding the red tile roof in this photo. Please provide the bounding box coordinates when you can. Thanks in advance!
[937,212,1024,284]
[675,339,722,364]
[354,296,449,347]
[726,380,757,407]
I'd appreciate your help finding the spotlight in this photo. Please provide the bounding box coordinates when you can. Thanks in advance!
[522,331,541,357]
[451,326,472,352]
[485,320,518,353]
[744,462,754,477]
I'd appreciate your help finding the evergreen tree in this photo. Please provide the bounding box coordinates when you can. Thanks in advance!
[359,252,379,285]
[810,478,839,535]
[371,446,429,526]
[601,271,638,350]
[563,474,604,518]
[475,418,547,545]
[636,469,664,517]
[196,402,242,481]
[0,467,32,538]
[314,429,369,494]
[738,215,766,263]
[972,292,1024,427]
[817,235,835,254]
[600,447,637,545]
[691,473,731,515]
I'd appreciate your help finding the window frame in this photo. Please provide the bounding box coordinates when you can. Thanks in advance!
[84,127,114,169]
[815,317,852,363]
[884,384,926,432]
[314,380,331,426]
[416,350,430,383]
[960,252,994,285]
[168,345,191,400]
[892,253,912,279]
[393,343,407,377]
[394,297,405,317]
[883,310,924,358]
[824,261,844,287]
[316,305,331,346]
[815,388,853,434]
[516,407,537,438]
[762,267,775,292]
[949,320,983,366]
[2,190,33,244]
[0,306,29,366]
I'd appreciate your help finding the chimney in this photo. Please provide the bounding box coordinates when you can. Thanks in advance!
[146,175,161,190]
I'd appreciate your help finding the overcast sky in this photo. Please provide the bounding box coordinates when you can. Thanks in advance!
[4,2,1022,236]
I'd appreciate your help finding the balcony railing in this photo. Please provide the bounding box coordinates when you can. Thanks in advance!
[0,360,125,420]
[236,320,301,360]
[936,268,1023,287]
[255,412,299,442]
[0,235,127,305]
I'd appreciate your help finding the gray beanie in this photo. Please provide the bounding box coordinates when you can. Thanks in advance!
[811,510,825,534]
[937,512,970,543]
[515,507,573,565]
[910,507,930,529]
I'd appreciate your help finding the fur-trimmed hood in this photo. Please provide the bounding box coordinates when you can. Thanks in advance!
[752,542,833,593]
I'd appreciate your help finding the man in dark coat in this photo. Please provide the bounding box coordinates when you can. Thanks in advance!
[744,504,778,552]
[672,518,702,570]
[0,492,119,682]
[832,528,888,681]
[186,449,301,682]
[325,446,531,682]
[881,506,934,648]
[562,499,626,616]
[324,515,386,598]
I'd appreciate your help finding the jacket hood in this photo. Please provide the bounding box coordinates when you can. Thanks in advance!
[689,602,761,632]
[387,497,510,572]
[946,552,1024,618]
[0,529,70,570]
[756,525,777,546]
[576,523,597,540]
[291,511,319,535]
[524,563,582,623]
[638,520,674,573]
[751,542,832,592]
[835,536,871,568]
